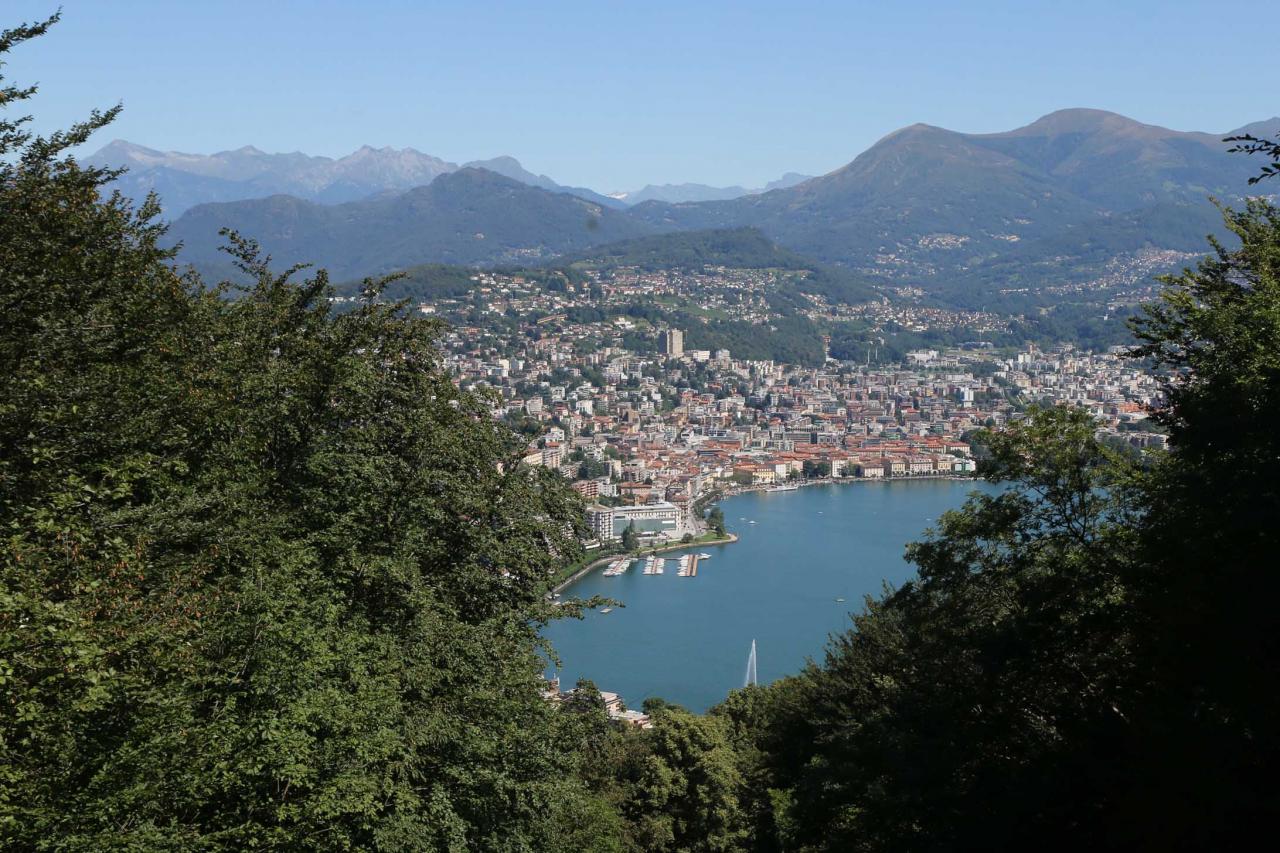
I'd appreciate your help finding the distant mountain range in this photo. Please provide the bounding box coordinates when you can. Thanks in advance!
[611,173,813,205]
[88,141,622,216]
[154,109,1277,297]
[89,137,811,215]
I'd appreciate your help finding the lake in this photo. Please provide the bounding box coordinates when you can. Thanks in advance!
[542,478,999,712]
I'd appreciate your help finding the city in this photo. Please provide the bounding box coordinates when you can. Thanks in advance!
[394,265,1170,550]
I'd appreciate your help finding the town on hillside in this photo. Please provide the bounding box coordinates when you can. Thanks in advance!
[340,265,1169,551]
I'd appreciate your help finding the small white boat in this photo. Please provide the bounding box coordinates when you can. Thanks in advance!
[698,553,712,559]
[600,607,613,614]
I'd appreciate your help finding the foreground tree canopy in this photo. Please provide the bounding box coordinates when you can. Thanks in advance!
[1,16,605,850]
[3,15,1278,852]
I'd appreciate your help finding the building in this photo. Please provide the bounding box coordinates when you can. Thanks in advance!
[572,479,606,500]
[586,501,682,541]
[661,328,685,357]
[585,505,615,540]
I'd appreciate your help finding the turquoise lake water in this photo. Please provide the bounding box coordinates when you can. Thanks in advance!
[542,479,998,712]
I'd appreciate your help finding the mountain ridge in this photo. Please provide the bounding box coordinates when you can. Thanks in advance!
[159,108,1271,297]
[625,108,1265,284]
[166,167,654,280]
[89,140,621,215]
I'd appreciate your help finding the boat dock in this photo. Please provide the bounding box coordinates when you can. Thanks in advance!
[674,553,701,577]
[602,558,631,577]
[635,548,717,579]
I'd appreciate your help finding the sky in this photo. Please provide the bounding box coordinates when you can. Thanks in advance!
[6,0,1276,191]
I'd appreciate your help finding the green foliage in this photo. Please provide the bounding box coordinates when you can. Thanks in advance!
[1124,197,1280,846]
[706,508,726,537]
[7,17,1279,853]
[617,709,749,852]
[0,20,604,849]
[800,460,830,479]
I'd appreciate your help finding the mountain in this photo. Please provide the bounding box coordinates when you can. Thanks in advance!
[90,141,621,215]
[622,183,753,205]
[763,172,814,192]
[90,141,457,215]
[155,109,1269,298]
[626,109,1265,287]
[1227,117,1280,139]
[463,156,626,208]
[614,173,816,205]
[166,168,654,279]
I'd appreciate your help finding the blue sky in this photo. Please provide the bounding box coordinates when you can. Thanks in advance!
[6,0,1276,191]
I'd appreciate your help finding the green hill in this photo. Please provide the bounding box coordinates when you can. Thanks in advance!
[167,167,654,280]
[562,227,879,302]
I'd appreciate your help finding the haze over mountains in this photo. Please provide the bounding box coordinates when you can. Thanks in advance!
[151,109,1276,294]
[89,141,623,216]
[613,173,814,205]
[90,138,813,215]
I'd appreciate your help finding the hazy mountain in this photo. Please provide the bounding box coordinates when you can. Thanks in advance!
[626,109,1265,284]
[462,156,626,208]
[561,226,813,270]
[90,141,457,215]
[90,141,622,215]
[1227,117,1280,138]
[167,168,654,279]
[614,172,816,205]
[622,183,753,205]
[762,172,814,192]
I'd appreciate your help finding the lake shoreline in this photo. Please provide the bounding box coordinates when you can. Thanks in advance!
[544,478,998,712]
[553,474,979,594]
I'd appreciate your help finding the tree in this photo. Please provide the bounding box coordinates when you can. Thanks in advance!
[780,406,1140,851]
[619,709,749,852]
[0,17,604,850]
[706,507,726,537]
[621,521,639,551]
[801,460,831,479]
[1124,197,1280,847]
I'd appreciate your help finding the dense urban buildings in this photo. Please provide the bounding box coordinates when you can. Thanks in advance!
[360,264,1168,549]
